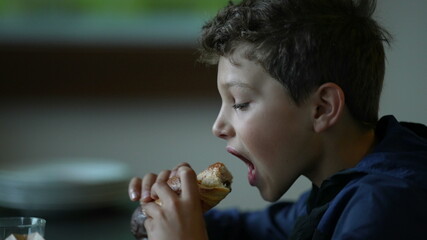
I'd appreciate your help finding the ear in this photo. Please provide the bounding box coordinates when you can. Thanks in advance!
[311,82,345,133]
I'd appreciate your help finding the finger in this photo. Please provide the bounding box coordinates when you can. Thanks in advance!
[141,201,161,222]
[129,177,142,201]
[151,171,177,204]
[143,216,153,239]
[142,202,162,240]
[178,166,199,200]
[150,170,172,200]
[157,170,172,183]
[170,162,192,178]
[141,173,157,202]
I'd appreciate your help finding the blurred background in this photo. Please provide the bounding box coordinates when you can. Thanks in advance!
[0,0,426,239]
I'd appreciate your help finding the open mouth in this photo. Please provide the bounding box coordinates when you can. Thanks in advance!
[226,146,256,186]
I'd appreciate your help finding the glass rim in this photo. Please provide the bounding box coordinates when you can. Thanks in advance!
[0,217,46,228]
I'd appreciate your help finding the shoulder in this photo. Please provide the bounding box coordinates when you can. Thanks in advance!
[321,174,427,239]
[337,174,426,218]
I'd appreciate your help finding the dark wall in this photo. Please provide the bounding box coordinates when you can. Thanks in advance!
[0,44,218,99]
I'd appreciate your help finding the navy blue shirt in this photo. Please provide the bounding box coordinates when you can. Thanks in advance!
[205,116,427,239]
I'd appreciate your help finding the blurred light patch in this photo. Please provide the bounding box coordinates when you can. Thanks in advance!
[0,0,229,46]
[0,158,131,212]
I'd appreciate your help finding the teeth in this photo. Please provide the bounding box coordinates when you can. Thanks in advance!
[247,163,255,175]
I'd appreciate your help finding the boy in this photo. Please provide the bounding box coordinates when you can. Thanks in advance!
[129,0,427,239]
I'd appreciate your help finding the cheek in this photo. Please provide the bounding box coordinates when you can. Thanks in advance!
[241,107,310,175]
[242,117,299,199]
[241,114,289,165]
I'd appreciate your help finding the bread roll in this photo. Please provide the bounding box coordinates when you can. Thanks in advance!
[153,162,232,211]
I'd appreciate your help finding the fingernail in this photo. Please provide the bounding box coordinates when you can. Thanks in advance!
[130,191,138,200]
[142,190,150,200]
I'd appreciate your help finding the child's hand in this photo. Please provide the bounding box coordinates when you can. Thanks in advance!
[128,162,191,202]
[142,166,208,240]
[128,163,208,240]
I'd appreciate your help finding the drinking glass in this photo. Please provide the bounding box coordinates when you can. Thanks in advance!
[0,217,46,240]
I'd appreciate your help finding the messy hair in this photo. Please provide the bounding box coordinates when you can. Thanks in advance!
[199,0,391,128]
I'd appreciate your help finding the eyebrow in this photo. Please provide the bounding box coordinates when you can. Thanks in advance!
[224,80,254,90]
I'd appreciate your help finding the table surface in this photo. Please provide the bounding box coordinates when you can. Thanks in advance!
[0,202,138,240]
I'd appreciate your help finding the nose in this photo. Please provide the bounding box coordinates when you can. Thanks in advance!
[212,108,234,140]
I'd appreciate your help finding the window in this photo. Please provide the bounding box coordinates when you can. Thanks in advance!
[0,0,229,46]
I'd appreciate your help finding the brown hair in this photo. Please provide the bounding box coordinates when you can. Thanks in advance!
[199,0,391,128]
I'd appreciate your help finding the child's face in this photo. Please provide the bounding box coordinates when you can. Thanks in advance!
[213,51,318,201]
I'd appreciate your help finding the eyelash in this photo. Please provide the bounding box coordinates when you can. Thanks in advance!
[232,102,250,110]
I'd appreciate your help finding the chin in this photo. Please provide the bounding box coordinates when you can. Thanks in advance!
[259,181,296,202]
[259,188,283,202]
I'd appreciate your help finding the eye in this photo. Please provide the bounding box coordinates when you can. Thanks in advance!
[232,102,250,110]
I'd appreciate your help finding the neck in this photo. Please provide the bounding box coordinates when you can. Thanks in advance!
[306,117,377,187]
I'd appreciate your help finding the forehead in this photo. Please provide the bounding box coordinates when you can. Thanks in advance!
[219,43,264,73]
[218,50,271,86]
[225,42,258,66]
[216,56,291,107]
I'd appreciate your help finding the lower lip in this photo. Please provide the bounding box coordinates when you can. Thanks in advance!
[226,147,257,186]
[247,162,256,186]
